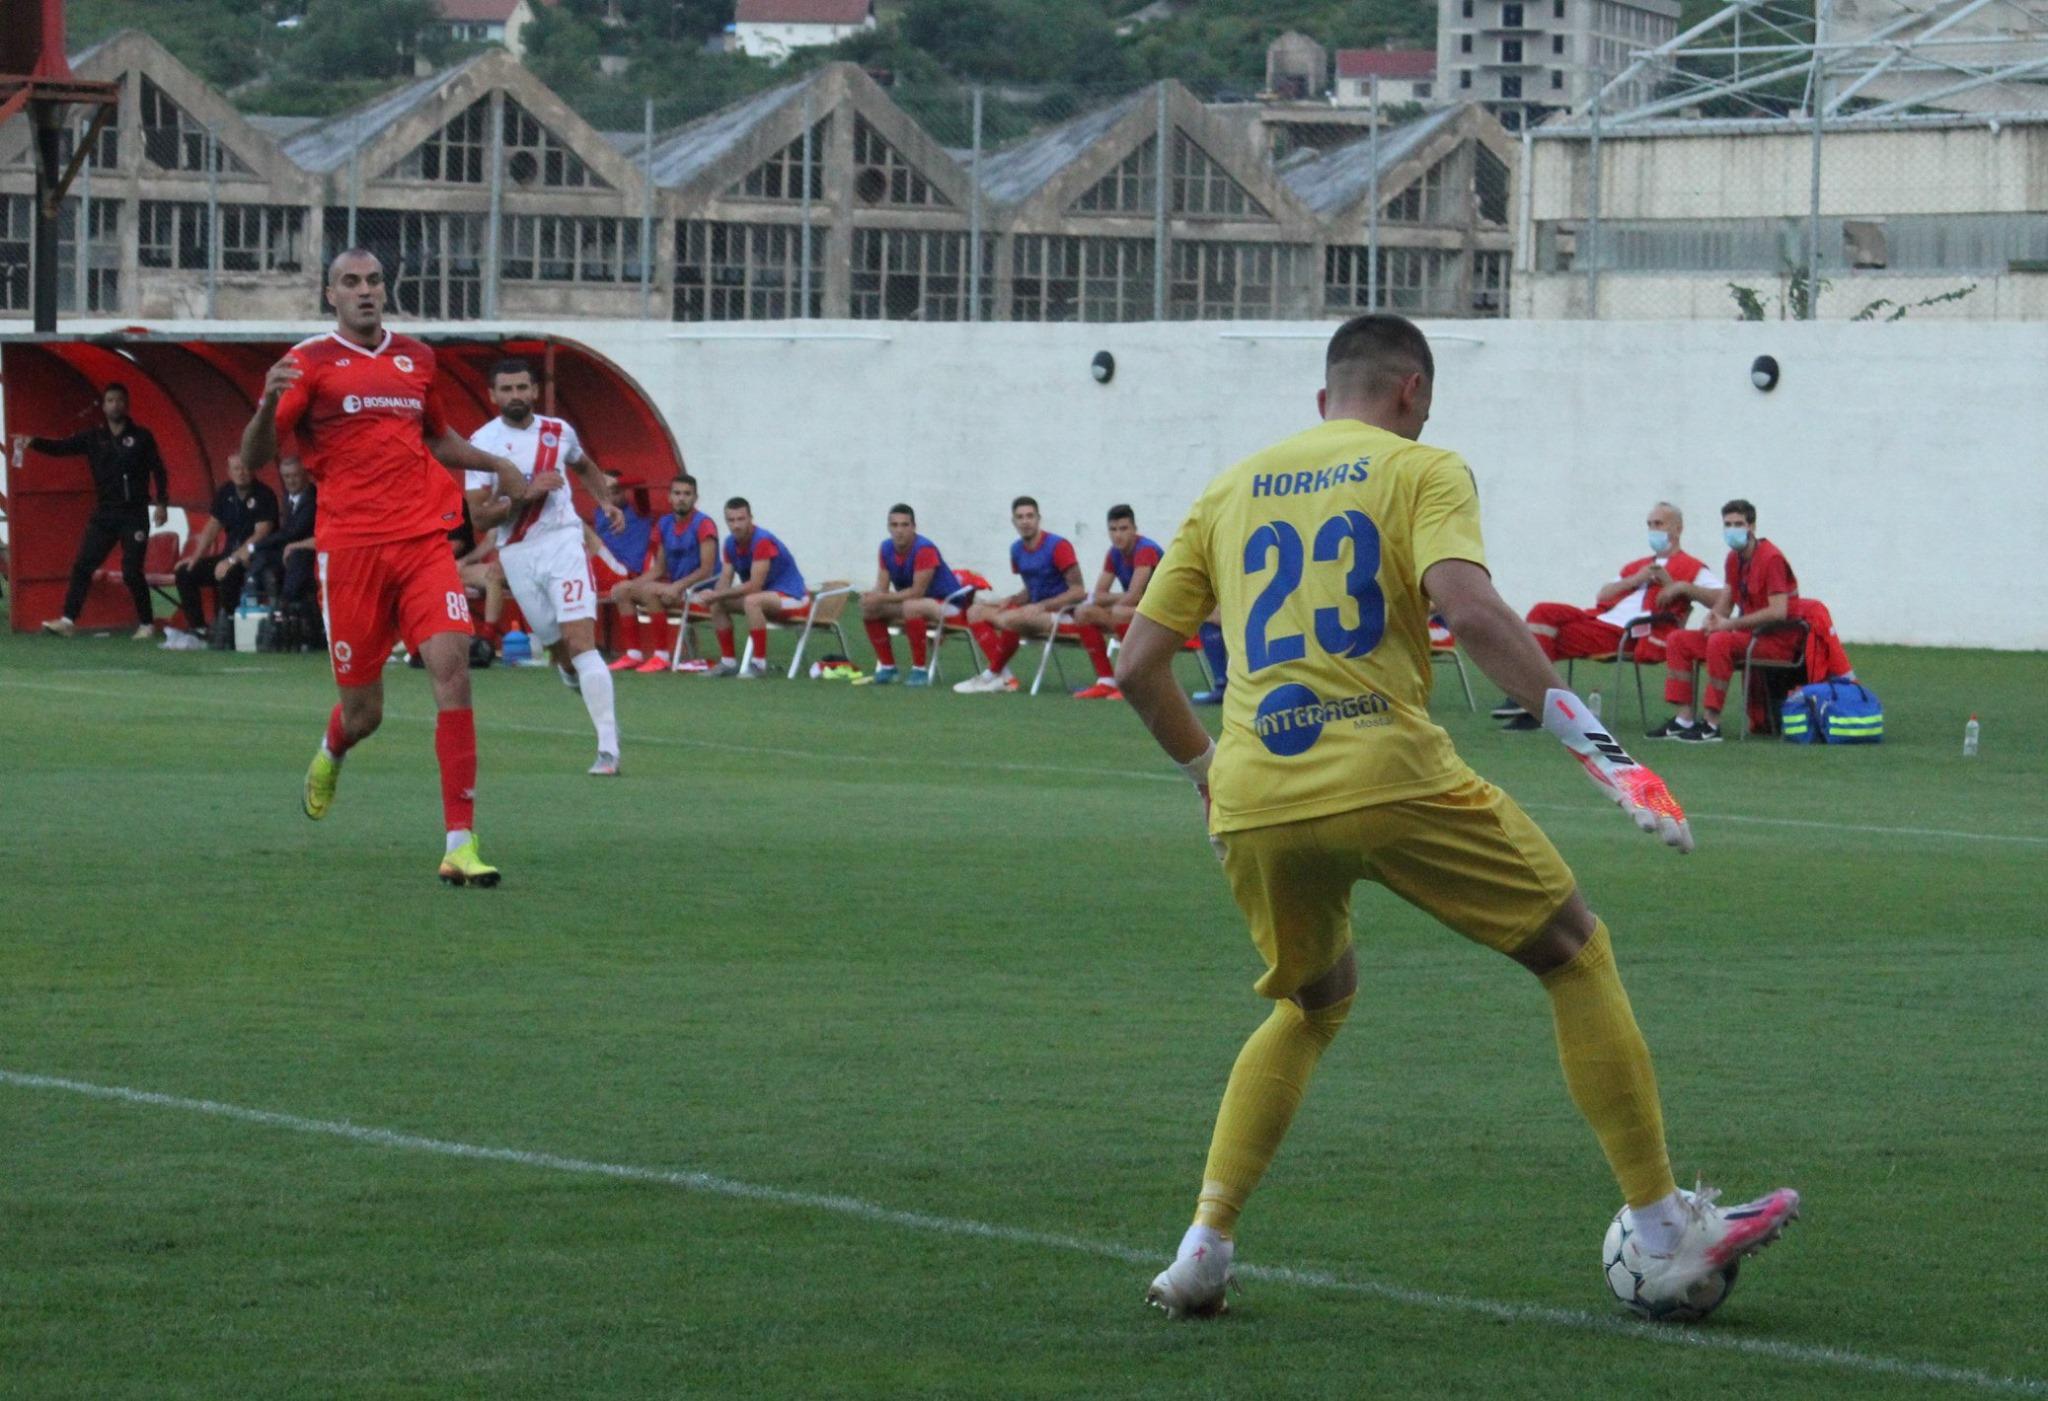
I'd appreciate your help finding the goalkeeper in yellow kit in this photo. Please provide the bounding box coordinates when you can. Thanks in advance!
[1116,314,1799,1320]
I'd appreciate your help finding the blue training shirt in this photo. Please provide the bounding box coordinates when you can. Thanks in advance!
[880,533,965,600]
[725,526,807,598]
[1011,531,1078,604]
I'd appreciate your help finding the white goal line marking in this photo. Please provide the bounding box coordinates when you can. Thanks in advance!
[5,677,2043,850]
[3,1069,2041,1396]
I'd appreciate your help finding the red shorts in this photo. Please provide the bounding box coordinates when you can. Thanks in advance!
[318,533,471,688]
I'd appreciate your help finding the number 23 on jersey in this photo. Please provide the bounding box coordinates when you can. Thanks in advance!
[1242,510,1387,672]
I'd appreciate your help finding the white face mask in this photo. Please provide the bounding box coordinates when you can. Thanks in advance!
[1724,525,1752,551]
[1647,529,1672,556]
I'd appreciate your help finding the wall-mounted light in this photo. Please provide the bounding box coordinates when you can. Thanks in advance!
[1750,354,1781,392]
[1091,350,1116,384]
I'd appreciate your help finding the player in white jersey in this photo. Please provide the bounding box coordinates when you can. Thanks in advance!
[464,358,626,776]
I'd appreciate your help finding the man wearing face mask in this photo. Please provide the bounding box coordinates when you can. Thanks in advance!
[1650,498,1799,743]
[1494,502,1718,728]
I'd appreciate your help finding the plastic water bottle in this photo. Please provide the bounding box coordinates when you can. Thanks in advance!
[1963,715,1979,757]
[1588,690,1603,720]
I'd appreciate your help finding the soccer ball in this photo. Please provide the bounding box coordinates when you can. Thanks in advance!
[1601,1207,1739,1323]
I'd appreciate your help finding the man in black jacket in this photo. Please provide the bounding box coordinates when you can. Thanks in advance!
[175,452,279,643]
[249,454,318,612]
[21,383,169,638]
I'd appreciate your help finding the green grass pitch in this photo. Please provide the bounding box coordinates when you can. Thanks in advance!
[3,619,2044,1398]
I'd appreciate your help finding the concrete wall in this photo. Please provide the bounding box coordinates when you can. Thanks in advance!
[1515,270,2048,320]
[10,317,2044,649]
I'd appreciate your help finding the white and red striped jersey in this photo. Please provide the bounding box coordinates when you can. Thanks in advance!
[465,413,585,549]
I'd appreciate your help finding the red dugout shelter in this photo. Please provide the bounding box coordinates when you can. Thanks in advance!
[2,331,685,631]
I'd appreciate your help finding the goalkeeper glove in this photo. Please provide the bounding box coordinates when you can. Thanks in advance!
[1178,741,1229,864]
[1540,688,1695,854]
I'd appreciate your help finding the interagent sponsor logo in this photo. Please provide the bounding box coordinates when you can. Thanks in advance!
[1253,683,1390,757]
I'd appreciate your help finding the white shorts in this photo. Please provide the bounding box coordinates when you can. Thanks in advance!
[499,528,596,647]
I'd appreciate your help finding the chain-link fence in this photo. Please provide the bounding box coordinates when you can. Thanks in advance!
[1521,75,2048,321]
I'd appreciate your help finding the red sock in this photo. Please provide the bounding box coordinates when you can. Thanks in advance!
[613,607,640,655]
[749,627,768,662]
[717,626,736,661]
[864,617,896,664]
[905,619,929,667]
[647,613,672,657]
[323,703,357,759]
[989,630,1022,672]
[1114,621,1129,641]
[434,708,477,833]
[969,621,1003,667]
[1078,625,1113,680]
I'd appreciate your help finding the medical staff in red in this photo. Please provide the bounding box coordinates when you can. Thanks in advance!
[1650,498,1799,743]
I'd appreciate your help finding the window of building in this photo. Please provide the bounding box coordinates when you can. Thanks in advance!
[1074,137,1159,214]
[1552,70,1565,89]
[1011,235,1154,322]
[140,77,248,174]
[1502,3,1524,26]
[1460,70,1472,88]
[1461,33,1473,52]
[1171,134,1267,218]
[1503,39,1523,61]
[1502,74,1523,98]
[1553,34,1566,53]
[139,200,210,270]
[1386,152,1457,224]
[1476,147,1510,225]
[503,214,641,282]
[1462,0,1474,15]
[502,97,605,189]
[733,116,830,201]
[850,228,985,320]
[852,114,950,207]
[1472,249,1509,316]
[1167,240,1300,319]
[220,205,307,273]
[53,117,118,172]
[56,197,122,312]
[1324,245,1458,316]
[396,97,489,183]
[0,195,28,310]
[674,220,824,320]
[1554,0,1565,15]
[1414,83,1432,99]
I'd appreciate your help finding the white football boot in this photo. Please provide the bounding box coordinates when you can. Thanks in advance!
[1145,1225,1234,1318]
[1627,1184,1800,1313]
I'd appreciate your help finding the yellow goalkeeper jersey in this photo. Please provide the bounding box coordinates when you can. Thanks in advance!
[1138,416,1488,833]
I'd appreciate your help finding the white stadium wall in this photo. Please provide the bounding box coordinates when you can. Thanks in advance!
[12,318,2047,650]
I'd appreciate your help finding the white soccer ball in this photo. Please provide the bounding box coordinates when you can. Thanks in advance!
[1601,1207,1738,1323]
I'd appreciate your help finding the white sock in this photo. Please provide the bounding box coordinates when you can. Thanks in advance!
[445,828,472,855]
[625,649,644,661]
[573,649,618,755]
[1627,1190,1688,1254]
[1177,1222,1230,1259]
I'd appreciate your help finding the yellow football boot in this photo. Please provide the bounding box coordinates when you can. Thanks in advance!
[437,836,501,888]
[303,749,340,821]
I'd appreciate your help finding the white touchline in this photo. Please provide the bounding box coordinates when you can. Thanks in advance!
[3,1069,2042,1396]
[5,677,2044,849]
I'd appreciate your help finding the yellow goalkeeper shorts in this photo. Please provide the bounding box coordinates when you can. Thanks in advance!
[1219,777,1577,999]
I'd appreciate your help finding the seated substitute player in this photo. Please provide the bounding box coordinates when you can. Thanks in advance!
[1494,501,1720,728]
[1070,503,1164,701]
[696,497,809,679]
[587,470,654,670]
[174,452,278,642]
[860,502,972,686]
[1115,313,1798,1321]
[609,473,720,674]
[463,358,626,775]
[1651,498,1799,744]
[953,496,1086,694]
[242,248,545,886]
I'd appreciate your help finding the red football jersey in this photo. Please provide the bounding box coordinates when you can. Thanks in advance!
[273,329,464,550]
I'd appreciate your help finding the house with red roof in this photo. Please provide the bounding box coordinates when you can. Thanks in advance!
[732,0,877,63]
[429,0,557,61]
[1333,48,1440,108]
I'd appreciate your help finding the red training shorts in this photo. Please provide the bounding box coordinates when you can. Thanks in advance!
[318,532,472,688]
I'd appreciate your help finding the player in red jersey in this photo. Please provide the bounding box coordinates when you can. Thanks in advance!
[239,249,549,887]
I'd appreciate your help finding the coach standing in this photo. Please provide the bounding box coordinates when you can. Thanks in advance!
[18,383,169,638]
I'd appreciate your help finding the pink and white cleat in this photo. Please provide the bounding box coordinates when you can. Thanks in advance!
[1616,1185,1800,1322]
[1145,1225,1234,1318]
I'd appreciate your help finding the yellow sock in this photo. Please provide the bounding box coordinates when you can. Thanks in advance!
[1193,994,1353,1236]
[1539,921,1677,1208]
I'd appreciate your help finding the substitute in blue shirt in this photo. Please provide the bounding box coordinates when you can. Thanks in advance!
[859,502,975,686]
[954,495,1086,694]
[1070,503,1166,700]
[697,496,810,678]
